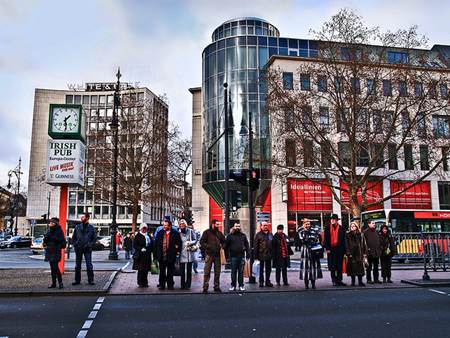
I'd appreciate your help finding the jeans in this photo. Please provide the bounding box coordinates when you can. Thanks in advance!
[259,260,272,284]
[180,262,193,288]
[230,256,245,288]
[203,255,221,290]
[125,250,131,260]
[75,249,94,283]
[159,260,175,288]
[366,257,379,282]
[49,261,62,285]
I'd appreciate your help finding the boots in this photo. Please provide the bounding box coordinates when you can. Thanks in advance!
[311,280,316,289]
[358,276,365,286]
[351,276,356,286]
[305,281,309,289]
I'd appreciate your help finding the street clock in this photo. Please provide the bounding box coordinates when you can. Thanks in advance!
[48,104,85,141]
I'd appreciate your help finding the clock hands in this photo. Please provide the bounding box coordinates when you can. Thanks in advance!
[63,115,71,131]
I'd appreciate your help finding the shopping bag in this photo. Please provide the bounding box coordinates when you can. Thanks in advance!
[342,255,347,274]
[252,260,260,277]
[220,249,227,265]
[243,260,251,278]
[173,257,181,276]
[150,261,159,275]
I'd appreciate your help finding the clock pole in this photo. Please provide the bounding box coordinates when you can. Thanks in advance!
[108,68,121,260]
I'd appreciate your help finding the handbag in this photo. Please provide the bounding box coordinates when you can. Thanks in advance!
[363,255,369,268]
[310,243,324,260]
[243,259,251,278]
[186,230,199,252]
[220,248,227,265]
[252,260,260,276]
[150,260,159,275]
[173,257,181,276]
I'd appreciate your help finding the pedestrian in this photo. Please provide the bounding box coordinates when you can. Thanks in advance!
[124,233,133,260]
[155,217,181,290]
[224,223,249,292]
[254,221,274,287]
[43,217,67,289]
[298,218,323,289]
[132,223,153,287]
[72,213,97,285]
[363,220,382,284]
[200,219,225,293]
[179,219,198,290]
[323,214,346,286]
[115,230,123,253]
[272,224,291,286]
[191,226,201,274]
[379,225,396,283]
[345,222,367,287]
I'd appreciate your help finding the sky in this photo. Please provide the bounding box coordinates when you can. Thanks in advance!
[0,0,449,188]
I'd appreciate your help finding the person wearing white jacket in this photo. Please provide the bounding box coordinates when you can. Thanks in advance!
[179,219,198,289]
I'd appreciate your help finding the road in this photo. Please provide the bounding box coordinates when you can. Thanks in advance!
[0,287,449,338]
[0,248,127,270]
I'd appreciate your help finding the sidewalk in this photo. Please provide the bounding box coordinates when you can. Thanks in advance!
[109,267,450,295]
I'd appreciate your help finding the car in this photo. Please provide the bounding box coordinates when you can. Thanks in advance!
[1,236,32,249]
[92,236,111,251]
[30,236,45,254]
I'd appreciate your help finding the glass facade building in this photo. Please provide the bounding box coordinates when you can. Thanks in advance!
[202,17,319,206]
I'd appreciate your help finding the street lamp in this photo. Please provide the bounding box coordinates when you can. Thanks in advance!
[7,158,22,236]
[108,68,121,261]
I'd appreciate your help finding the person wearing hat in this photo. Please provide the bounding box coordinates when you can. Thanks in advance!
[43,217,67,289]
[132,223,153,287]
[155,217,182,290]
[323,214,346,286]
[272,224,292,286]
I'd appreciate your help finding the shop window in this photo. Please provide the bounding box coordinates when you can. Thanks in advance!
[438,182,450,210]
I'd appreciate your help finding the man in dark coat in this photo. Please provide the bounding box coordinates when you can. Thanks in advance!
[363,220,382,284]
[124,233,133,260]
[224,224,249,292]
[155,218,181,290]
[200,219,225,293]
[43,217,67,289]
[272,224,291,286]
[72,213,97,285]
[132,224,153,287]
[323,214,346,286]
[254,222,274,287]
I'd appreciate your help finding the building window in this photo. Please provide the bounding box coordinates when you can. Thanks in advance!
[351,78,361,94]
[371,143,384,168]
[69,191,77,204]
[404,144,414,170]
[82,95,90,105]
[303,139,314,167]
[414,82,423,97]
[335,76,344,93]
[300,73,310,91]
[99,95,106,105]
[440,83,449,99]
[387,51,408,64]
[438,182,450,210]
[419,145,429,170]
[432,115,450,138]
[66,95,73,104]
[417,112,427,137]
[318,75,327,92]
[383,80,392,96]
[107,95,114,105]
[74,95,81,104]
[321,142,331,168]
[68,206,76,218]
[443,147,449,172]
[373,110,383,131]
[90,95,98,105]
[357,143,369,167]
[319,106,329,129]
[398,81,408,97]
[285,139,296,167]
[367,79,376,95]
[401,111,410,136]
[341,47,362,61]
[283,72,294,90]
[285,110,294,131]
[388,144,398,170]
[338,142,351,167]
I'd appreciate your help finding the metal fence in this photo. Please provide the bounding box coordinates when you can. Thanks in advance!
[393,232,450,273]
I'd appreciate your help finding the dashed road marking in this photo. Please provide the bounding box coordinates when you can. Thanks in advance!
[429,289,447,295]
[93,303,102,310]
[82,320,93,329]
[97,297,105,303]
[77,297,106,337]
[76,330,88,338]
[88,311,98,319]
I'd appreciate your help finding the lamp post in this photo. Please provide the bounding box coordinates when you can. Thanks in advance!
[108,68,121,260]
[247,111,256,284]
[7,158,22,236]
[223,83,231,234]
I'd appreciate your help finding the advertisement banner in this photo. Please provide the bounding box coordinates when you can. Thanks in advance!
[287,179,333,211]
[46,140,85,186]
[390,181,432,209]
[340,181,383,211]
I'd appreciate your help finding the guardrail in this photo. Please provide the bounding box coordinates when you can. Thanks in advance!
[393,232,450,277]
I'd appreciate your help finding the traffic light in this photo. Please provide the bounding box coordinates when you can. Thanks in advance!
[249,169,260,191]
[230,170,248,186]
[230,190,242,210]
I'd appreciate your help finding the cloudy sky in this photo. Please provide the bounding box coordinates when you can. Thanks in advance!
[0,0,449,188]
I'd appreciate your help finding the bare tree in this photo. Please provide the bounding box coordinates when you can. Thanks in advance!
[267,9,450,217]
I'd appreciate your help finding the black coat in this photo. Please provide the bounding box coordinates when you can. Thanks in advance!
[132,232,153,271]
[124,236,133,251]
[379,232,397,257]
[272,232,291,268]
[154,228,182,264]
[224,231,249,259]
[43,226,66,263]
[254,231,273,261]
[345,231,367,276]
[72,222,97,251]
[200,228,225,257]
[363,228,382,259]
[323,224,346,270]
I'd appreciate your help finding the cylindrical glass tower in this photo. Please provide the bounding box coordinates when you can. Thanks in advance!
[202,18,280,207]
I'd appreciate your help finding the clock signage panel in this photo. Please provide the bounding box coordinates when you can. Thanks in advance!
[46,140,85,187]
[48,104,85,141]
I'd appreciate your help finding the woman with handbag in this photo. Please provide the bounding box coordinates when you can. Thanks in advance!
[345,222,367,286]
[298,218,323,289]
[179,219,198,290]
[379,225,396,283]
[132,223,153,288]
[43,217,67,289]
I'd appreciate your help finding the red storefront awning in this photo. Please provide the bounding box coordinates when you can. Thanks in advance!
[287,179,333,211]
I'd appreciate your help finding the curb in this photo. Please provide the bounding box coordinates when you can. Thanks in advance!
[401,279,450,287]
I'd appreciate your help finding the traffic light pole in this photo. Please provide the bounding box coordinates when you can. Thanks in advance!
[223,83,230,235]
[248,111,256,284]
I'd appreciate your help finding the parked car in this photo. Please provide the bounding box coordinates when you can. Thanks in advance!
[0,236,32,249]
[30,236,45,254]
[92,236,111,251]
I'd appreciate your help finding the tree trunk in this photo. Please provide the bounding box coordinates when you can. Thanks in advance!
[132,202,139,233]
[349,187,362,219]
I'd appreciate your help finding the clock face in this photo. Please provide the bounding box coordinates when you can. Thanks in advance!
[52,107,80,133]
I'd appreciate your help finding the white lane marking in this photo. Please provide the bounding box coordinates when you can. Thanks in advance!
[93,303,102,310]
[76,330,88,338]
[82,320,93,329]
[121,262,130,271]
[429,289,447,295]
[88,311,98,319]
[97,297,105,303]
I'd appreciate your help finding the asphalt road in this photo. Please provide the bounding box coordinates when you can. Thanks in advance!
[0,287,449,338]
[0,248,127,270]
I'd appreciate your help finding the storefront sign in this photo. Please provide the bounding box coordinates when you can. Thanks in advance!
[390,181,432,209]
[66,82,139,92]
[340,181,383,211]
[287,179,333,211]
[46,140,85,186]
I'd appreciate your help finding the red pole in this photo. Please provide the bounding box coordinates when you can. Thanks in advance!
[58,184,68,274]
